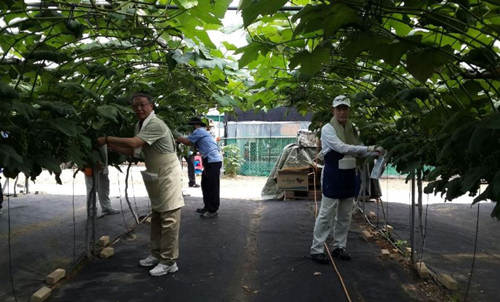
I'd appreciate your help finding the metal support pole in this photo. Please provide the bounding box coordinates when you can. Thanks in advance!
[367,165,372,200]
[85,166,98,258]
[410,172,416,265]
[91,169,98,257]
[363,164,367,214]
[24,174,29,194]
[13,176,18,196]
[417,168,424,259]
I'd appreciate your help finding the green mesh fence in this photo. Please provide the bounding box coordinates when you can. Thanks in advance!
[384,165,407,178]
[222,138,410,177]
[224,138,296,176]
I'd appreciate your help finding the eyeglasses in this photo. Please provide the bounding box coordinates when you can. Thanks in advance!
[132,103,151,109]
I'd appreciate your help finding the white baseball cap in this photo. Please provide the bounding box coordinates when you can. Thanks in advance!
[332,95,351,107]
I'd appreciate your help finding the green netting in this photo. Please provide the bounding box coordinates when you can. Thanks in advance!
[223,138,416,178]
[224,138,296,176]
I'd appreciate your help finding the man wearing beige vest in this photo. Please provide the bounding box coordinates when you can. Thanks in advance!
[311,95,383,264]
[97,92,184,276]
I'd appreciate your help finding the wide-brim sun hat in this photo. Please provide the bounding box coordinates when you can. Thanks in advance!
[188,117,207,127]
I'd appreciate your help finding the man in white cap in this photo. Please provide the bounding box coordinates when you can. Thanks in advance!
[311,95,382,264]
[97,92,184,277]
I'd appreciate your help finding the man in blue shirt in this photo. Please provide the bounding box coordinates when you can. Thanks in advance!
[176,117,222,219]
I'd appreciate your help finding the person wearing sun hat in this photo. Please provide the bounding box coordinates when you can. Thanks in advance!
[176,117,223,219]
[97,92,184,277]
[310,95,383,264]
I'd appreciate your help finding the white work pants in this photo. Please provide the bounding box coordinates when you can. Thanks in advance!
[311,195,355,254]
[85,170,112,213]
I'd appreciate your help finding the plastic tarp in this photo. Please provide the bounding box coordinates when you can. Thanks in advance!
[261,144,323,200]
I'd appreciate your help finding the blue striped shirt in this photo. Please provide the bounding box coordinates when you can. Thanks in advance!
[188,128,222,163]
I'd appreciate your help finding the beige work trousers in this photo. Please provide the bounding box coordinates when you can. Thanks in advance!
[311,195,355,255]
[151,207,181,265]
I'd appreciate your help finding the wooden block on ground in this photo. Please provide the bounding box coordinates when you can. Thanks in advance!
[414,262,430,279]
[386,225,394,236]
[437,274,458,290]
[381,249,390,260]
[46,268,65,285]
[125,234,137,241]
[406,247,412,254]
[98,236,109,247]
[361,230,373,242]
[100,247,114,258]
[31,286,51,302]
[392,248,399,254]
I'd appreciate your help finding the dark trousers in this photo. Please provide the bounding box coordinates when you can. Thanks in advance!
[201,158,222,213]
[183,155,196,186]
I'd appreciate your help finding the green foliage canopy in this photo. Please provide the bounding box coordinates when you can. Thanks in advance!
[0,0,244,182]
[236,0,500,219]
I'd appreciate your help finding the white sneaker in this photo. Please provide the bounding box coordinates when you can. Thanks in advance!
[139,255,160,267]
[149,262,178,277]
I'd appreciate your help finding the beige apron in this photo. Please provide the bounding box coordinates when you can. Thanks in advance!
[141,145,184,212]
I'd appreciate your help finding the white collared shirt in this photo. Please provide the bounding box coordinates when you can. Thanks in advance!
[321,123,372,156]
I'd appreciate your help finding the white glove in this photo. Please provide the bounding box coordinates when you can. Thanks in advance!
[316,152,324,161]
[375,146,386,156]
[367,145,376,152]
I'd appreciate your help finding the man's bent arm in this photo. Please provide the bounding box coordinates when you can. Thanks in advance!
[108,144,134,156]
[176,136,192,146]
[98,136,145,148]
[321,125,368,155]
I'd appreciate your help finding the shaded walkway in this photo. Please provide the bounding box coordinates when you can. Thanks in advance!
[4,192,488,301]
[0,195,434,302]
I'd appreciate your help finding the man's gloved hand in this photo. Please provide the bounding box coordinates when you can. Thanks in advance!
[367,146,376,152]
[316,152,324,161]
[171,130,181,138]
[375,146,386,156]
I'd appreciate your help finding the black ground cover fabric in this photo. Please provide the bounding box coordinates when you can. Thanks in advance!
[2,193,498,302]
[249,201,429,302]
[363,201,499,302]
[0,193,148,302]
[49,197,255,302]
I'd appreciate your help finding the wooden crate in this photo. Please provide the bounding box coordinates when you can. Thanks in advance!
[284,189,322,201]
